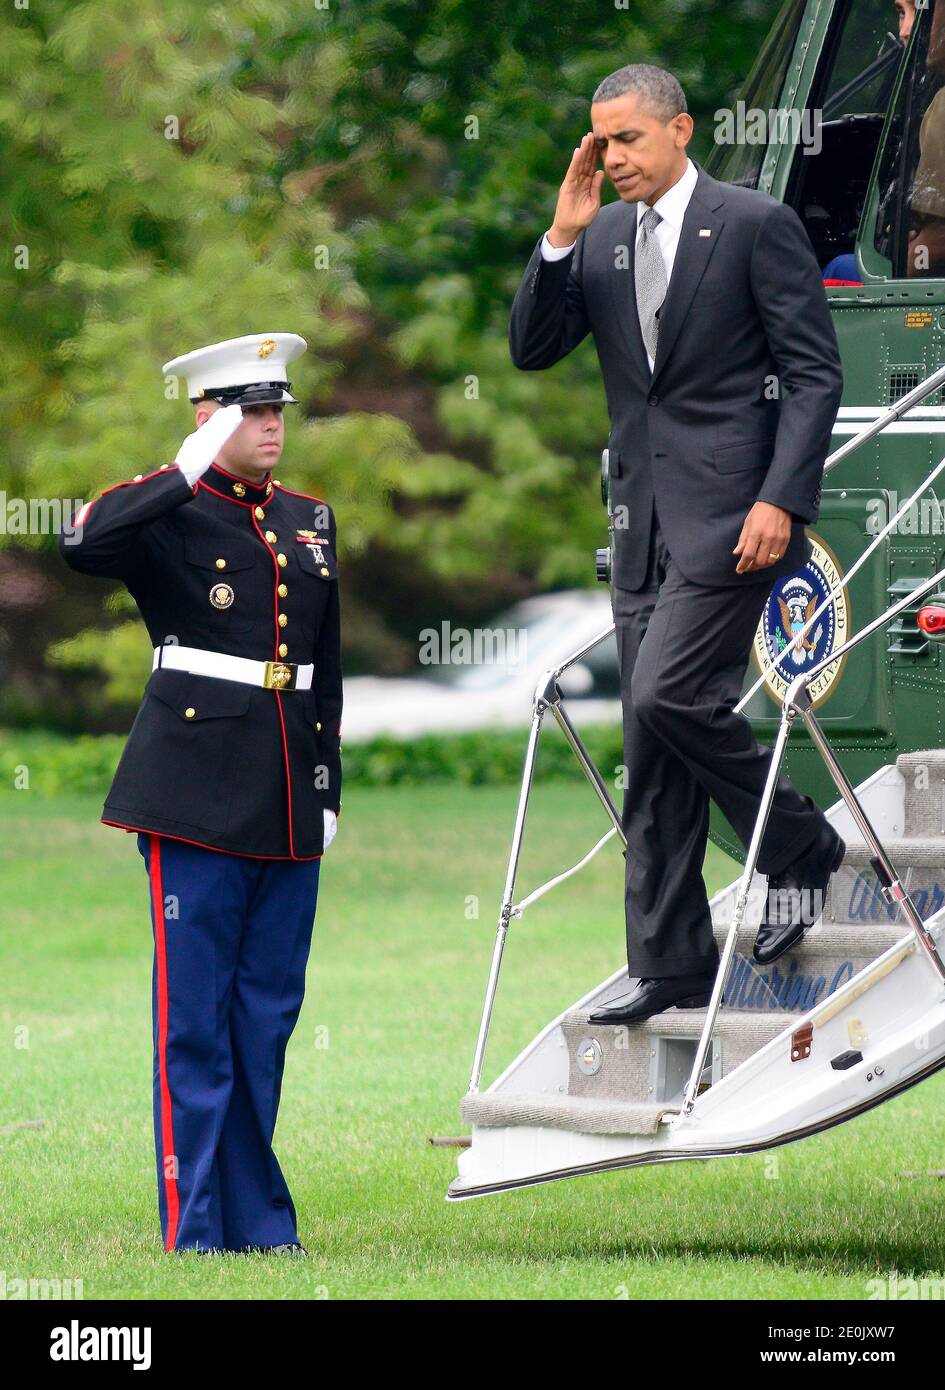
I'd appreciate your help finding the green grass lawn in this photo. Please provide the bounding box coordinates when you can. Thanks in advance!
[2,782,944,1300]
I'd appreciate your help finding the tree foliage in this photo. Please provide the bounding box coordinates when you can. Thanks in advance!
[0,0,775,715]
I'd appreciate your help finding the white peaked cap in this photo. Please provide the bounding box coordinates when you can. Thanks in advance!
[162,333,308,405]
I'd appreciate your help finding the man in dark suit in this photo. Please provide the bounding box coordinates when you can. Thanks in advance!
[509,64,846,1023]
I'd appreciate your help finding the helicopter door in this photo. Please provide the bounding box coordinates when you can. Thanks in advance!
[782,0,907,275]
[703,0,812,191]
[867,0,945,279]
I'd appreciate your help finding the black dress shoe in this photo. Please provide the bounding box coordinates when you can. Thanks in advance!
[587,973,715,1025]
[753,823,845,966]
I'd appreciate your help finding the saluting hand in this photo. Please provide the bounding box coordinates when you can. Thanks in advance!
[174,403,245,485]
[548,132,605,248]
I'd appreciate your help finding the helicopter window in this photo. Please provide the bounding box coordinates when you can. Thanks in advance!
[820,7,904,120]
[873,0,945,277]
[704,0,808,189]
[785,0,906,274]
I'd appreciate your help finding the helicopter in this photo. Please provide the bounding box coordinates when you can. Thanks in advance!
[450,0,945,1200]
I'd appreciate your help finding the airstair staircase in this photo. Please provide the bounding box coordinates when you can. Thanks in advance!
[460,751,945,1139]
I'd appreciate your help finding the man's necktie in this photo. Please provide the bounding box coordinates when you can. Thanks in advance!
[635,206,667,369]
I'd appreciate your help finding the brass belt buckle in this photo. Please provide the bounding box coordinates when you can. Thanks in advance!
[263,660,297,691]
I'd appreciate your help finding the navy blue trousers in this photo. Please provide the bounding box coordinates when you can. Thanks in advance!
[136,833,320,1253]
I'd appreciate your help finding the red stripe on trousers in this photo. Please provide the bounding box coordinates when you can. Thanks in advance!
[148,834,180,1251]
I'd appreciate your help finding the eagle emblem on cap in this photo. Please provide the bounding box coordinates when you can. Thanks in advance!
[258,338,277,359]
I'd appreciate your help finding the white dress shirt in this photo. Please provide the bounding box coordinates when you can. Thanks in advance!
[540,157,699,370]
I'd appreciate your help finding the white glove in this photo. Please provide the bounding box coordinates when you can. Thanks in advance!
[174,404,245,486]
[323,809,337,851]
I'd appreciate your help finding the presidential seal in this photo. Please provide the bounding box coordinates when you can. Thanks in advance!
[752,533,849,709]
[209,582,235,610]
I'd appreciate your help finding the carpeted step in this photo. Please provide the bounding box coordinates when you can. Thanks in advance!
[840,836,945,869]
[709,917,905,1000]
[460,1091,674,1136]
[897,751,945,838]
[709,854,943,938]
[822,855,945,932]
[559,1007,801,1104]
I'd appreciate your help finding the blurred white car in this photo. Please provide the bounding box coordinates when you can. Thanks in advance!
[341,590,620,742]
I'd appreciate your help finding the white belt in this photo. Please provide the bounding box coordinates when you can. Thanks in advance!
[153,644,313,692]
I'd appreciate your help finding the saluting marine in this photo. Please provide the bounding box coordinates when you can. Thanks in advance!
[58,333,342,1254]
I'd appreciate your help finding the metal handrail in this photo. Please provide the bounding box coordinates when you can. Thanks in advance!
[680,561,945,1116]
[821,361,945,471]
[466,660,625,1096]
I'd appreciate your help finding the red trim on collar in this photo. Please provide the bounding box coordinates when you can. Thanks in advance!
[209,460,273,486]
[202,462,274,507]
[197,479,274,510]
